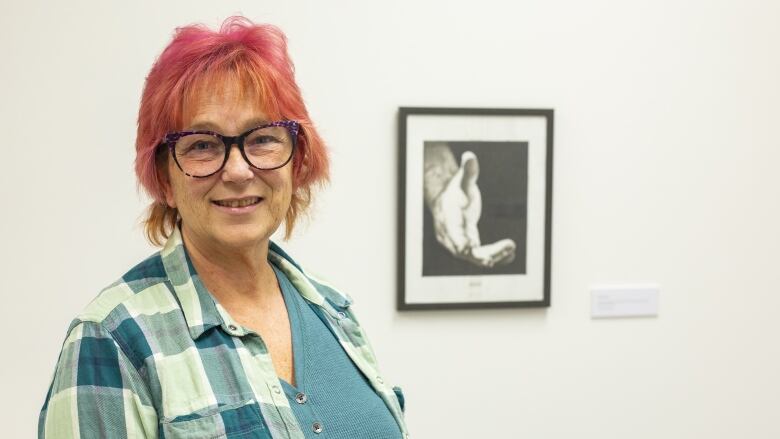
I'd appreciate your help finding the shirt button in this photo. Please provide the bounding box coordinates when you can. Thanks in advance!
[228,324,238,331]
[312,422,323,434]
[337,311,346,319]
[376,376,384,384]
[295,392,307,404]
[272,385,281,394]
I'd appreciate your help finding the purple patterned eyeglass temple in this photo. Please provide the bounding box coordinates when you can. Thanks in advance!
[159,120,300,178]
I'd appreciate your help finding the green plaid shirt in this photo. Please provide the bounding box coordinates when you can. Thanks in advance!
[39,227,408,438]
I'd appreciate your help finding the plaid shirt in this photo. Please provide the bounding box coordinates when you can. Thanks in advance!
[39,227,408,438]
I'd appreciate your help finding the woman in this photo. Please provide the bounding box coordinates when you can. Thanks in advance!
[39,17,408,439]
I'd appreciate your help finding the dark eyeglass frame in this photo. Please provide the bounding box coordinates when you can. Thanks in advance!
[159,120,300,178]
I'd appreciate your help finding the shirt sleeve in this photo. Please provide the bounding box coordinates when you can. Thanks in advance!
[38,320,158,438]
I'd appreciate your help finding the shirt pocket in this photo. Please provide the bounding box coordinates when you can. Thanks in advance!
[159,398,271,439]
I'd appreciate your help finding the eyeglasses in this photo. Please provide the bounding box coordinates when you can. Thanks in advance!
[160,120,300,178]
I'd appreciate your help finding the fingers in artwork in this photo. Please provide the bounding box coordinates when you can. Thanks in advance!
[470,239,517,267]
[459,151,480,192]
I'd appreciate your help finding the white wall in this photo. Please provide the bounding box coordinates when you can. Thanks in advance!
[2,0,779,437]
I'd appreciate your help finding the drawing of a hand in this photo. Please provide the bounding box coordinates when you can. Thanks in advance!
[430,151,481,255]
[427,149,516,268]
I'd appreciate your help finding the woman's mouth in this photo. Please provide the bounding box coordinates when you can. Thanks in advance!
[213,197,262,207]
[212,196,263,213]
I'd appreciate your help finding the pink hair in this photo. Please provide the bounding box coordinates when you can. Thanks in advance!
[135,16,329,244]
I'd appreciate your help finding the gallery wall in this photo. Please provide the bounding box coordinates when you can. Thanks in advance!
[1,0,779,437]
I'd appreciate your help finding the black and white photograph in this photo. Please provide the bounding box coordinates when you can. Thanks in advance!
[398,107,553,310]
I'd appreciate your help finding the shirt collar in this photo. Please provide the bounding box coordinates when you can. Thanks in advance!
[160,226,224,340]
[268,240,353,314]
[161,225,353,340]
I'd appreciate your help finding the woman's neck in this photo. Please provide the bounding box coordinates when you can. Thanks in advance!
[180,225,278,307]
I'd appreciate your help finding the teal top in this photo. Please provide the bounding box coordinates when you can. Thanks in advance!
[274,265,402,438]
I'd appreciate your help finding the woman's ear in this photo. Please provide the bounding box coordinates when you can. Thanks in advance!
[162,174,176,208]
[156,154,177,208]
[164,186,176,208]
[292,150,309,189]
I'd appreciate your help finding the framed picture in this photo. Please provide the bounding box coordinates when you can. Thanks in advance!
[397,107,553,310]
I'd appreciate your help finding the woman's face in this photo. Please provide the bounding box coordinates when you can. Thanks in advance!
[164,84,293,252]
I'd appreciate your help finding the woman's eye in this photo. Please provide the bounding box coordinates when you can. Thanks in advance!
[249,135,278,145]
[179,139,220,156]
[192,141,214,150]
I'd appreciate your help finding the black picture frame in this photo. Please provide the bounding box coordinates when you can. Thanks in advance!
[397,107,553,310]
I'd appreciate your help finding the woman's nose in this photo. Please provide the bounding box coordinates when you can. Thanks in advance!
[221,144,254,182]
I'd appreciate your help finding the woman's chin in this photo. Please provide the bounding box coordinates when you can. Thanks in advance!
[214,224,275,249]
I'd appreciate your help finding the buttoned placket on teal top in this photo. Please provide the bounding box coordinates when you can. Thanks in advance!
[273,264,402,438]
